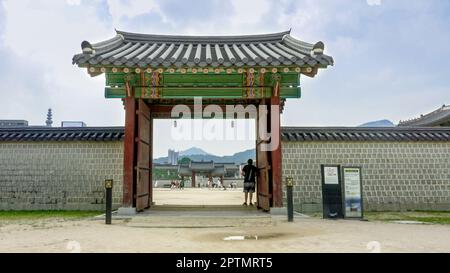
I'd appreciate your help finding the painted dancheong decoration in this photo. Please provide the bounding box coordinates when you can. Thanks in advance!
[72,30,333,100]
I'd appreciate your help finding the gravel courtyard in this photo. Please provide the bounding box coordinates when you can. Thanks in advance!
[1,189,449,253]
[153,187,244,206]
[1,210,450,253]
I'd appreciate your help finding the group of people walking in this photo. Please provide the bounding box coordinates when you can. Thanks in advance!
[169,179,185,190]
[207,177,227,190]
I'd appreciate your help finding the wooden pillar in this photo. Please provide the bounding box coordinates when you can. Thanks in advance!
[191,172,196,188]
[123,97,137,207]
[270,96,283,207]
[149,110,153,205]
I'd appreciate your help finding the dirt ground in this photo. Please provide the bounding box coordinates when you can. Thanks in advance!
[153,188,244,205]
[1,189,449,253]
[1,212,450,253]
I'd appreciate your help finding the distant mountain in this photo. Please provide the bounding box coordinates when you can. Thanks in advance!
[154,148,256,165]
[179,147,210,156]
[359,119,395,127]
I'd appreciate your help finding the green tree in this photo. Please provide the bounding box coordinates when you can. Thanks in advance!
[178,157,191,164]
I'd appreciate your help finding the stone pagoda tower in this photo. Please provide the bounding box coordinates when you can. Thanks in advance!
[45,108,53,127]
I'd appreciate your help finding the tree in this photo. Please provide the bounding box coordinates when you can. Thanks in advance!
[178,157,191,164]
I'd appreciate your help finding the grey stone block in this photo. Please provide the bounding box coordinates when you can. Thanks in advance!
[117,207,137,216]
[270,207,287,215]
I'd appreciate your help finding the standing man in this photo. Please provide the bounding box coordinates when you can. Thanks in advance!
[179,176,185,190]
[241,159,258,206]
[219,176,227,191]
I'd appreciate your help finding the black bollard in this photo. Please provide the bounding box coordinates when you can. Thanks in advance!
[105,179,113,225]
[286,177,294,222]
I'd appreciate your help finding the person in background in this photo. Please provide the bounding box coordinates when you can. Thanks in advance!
[219,176,227,191]
[179,176,185,190]
[208,176,213,190]
[241,159,258,206]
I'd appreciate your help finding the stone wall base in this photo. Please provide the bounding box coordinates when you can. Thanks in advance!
[0,203,121,211]
[294,202,450,214]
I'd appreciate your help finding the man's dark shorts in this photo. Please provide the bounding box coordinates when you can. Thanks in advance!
[243,182,255,193]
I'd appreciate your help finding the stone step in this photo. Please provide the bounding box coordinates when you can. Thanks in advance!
[148,205,260,212]
[127,214,273,228]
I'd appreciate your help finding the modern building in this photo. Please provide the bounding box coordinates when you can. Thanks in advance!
[167,149,179,165]
[61,121,87,127]
[399,104,450,127]
[0,120,28,128]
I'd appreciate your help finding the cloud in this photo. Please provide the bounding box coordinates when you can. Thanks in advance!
[106,0,163,28]
[0,0,450,130]
[367,0,382,6]
[0,0,122,126]
[66,0,81,6]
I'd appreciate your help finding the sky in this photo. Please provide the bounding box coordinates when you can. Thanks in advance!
[0,0,449,157]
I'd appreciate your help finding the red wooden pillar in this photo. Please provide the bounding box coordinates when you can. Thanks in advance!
[149,110,153,205]
[191,172,196,188]
[270,96,283,207]
[123,97,137,207]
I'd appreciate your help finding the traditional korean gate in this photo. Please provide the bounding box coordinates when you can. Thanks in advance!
[136,99,152,211]
[73,29,333,212]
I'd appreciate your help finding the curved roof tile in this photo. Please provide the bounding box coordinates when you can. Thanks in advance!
[1,127,449,142]
[399,105,450,127]
[0,127,124,142]
[73,30,334,68]
[281,127,450,142]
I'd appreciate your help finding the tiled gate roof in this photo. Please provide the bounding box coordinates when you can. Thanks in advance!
[73,30,333,68]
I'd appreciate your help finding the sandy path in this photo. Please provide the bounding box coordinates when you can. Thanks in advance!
[153,188,244,206]
[1,215,449,253]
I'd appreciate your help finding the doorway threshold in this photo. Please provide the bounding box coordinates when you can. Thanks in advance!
[148,204,261,211]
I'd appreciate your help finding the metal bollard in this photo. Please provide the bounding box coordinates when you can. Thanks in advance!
[105,179,113,225]
[286,177,294,222]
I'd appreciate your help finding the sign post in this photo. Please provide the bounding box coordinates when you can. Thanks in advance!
[342,167,364,219]
[286,177,294,222]
[321,165,343,219]
[105,179,113,225]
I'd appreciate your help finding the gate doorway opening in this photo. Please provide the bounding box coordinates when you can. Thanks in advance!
[123,98,283,212]
[152,118,256,206]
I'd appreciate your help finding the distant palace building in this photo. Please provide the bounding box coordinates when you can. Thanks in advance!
[154,161,241,187]
[399,104,450,127]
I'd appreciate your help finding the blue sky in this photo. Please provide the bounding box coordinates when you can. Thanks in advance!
[0,0,449,156]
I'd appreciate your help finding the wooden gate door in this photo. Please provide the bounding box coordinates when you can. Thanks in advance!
[256,100,271,211]
[136,99,151,211]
